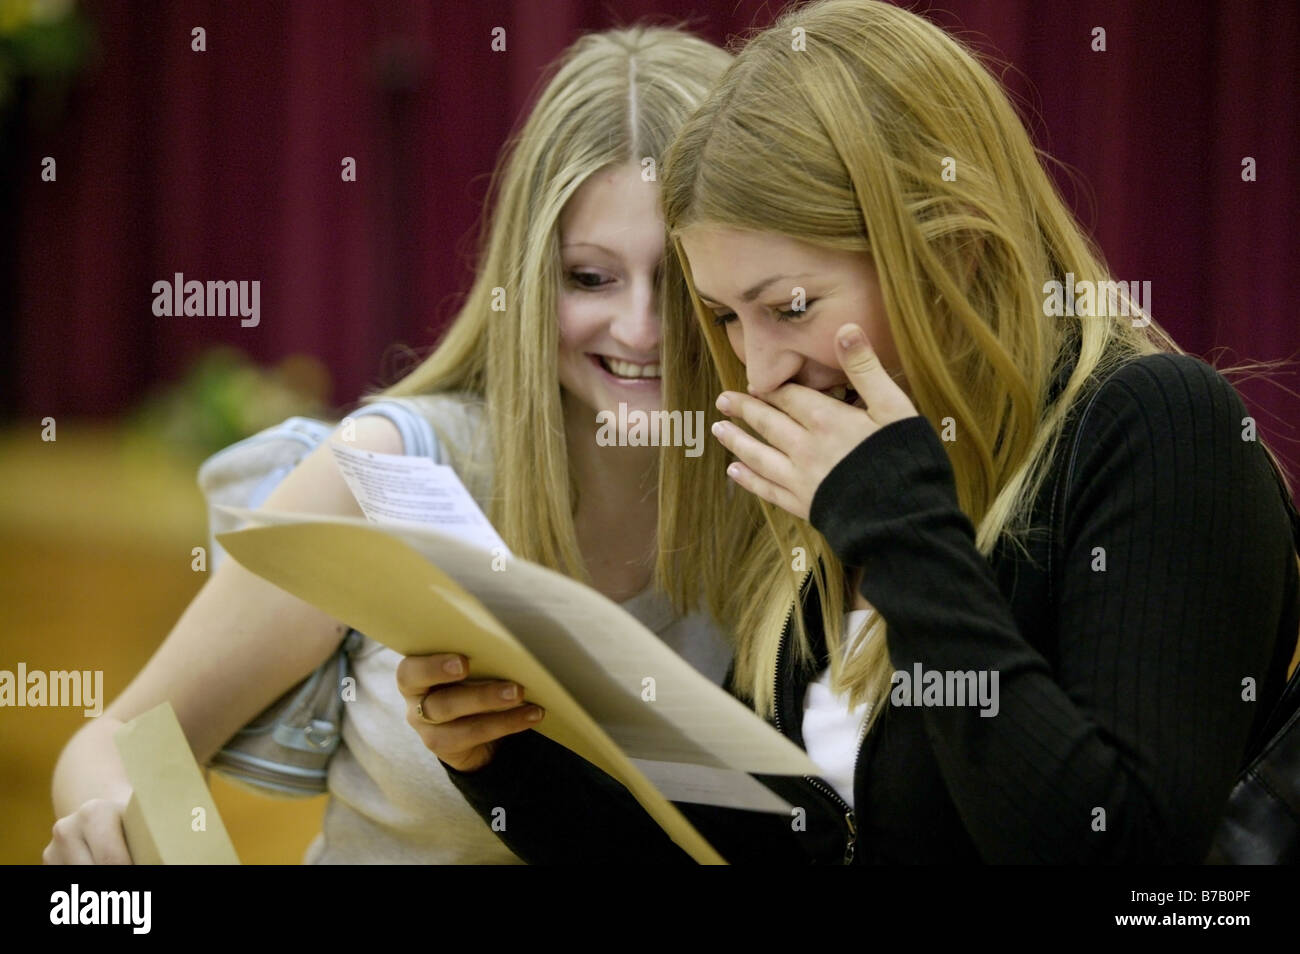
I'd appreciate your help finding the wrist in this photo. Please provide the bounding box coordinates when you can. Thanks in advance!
[809,416,948,550]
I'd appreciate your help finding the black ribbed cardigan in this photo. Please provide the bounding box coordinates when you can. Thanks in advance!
[442,352,1299,864]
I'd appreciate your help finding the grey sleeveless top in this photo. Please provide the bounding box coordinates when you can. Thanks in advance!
[303,392,733,864]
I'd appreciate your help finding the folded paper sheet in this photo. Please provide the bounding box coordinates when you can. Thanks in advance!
[114,701,240,865]
[329,442,509,553]
[216,507,823,864]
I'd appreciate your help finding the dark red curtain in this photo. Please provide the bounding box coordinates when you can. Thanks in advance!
[11,0,1300,475]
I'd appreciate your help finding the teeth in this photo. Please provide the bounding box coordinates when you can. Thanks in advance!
[603,357,661,379]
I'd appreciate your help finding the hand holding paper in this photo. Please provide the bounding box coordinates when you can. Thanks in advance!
[394,651,544,773]
[114,701,240,865]
[213,446,822,864]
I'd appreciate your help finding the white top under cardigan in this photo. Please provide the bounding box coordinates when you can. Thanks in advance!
[801,608,875,809]
[301,392,734,864]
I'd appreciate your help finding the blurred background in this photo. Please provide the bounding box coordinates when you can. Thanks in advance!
[1,0,1297,864]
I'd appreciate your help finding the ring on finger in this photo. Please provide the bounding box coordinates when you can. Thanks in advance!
[415,691,436,725]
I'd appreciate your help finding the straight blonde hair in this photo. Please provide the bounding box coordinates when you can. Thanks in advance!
[360,26,730,582]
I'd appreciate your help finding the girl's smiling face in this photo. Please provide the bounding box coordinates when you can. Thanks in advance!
[556,160,666,420]
[677,227,906,403]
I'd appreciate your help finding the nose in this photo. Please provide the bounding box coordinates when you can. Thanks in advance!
[737,317,801,395]
[608,274,660,356]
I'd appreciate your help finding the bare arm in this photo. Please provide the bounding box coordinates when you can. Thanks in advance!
[46,414,403,861]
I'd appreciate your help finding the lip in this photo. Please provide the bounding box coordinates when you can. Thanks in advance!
[588,353,661,388]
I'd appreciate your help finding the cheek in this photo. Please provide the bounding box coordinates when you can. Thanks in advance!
[556,293,597,353]
[723,323,744,362]
[864,312,901,370]
[809,312,865,366]
[817,306,894,368]
[861,286,897,359]
[555,298,591,396]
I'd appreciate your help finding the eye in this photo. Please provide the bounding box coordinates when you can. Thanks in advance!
[774,299,817,321]
[568,270,611,289]
[711,310,736,327]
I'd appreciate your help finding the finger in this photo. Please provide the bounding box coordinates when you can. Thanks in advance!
[718,390,805,452]
[41,839,82,865]
[66,837,95,865]
[395,653,467,697]
[725,460,808,520]
[412,705,545,756]
[834,324,913,421]
[711,419,798,489]
[409,680,529,726]
[84,806,132,865]
[48,819,94,865]
[764,382,854,430]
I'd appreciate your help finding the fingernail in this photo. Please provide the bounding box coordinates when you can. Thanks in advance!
[444,657,464,676]
[838,326,864,349]
[500,684,518,701]
[716,394,731,412]
[711,421,726,438]
[525,706,544,721]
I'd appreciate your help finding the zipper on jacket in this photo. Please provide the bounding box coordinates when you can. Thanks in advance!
[842,700,871,864]
[841,610,879,865]
[772,590,858,864]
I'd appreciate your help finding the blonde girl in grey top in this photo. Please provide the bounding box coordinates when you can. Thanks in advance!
[45,26,733,865]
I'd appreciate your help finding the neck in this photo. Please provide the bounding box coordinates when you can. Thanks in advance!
[564,393,660,600]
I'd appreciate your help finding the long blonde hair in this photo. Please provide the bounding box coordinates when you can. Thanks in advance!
[360,26,730,582]
[655,0,1288,722]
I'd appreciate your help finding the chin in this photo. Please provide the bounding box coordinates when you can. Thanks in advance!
[594,387,663,418]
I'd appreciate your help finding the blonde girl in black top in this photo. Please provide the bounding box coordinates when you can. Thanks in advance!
[413,0,1299,863]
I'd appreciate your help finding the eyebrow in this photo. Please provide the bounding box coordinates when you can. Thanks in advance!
[694,273,813,306]
[561,242,617,255]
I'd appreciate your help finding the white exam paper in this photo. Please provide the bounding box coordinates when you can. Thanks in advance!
[329,442,510,554]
